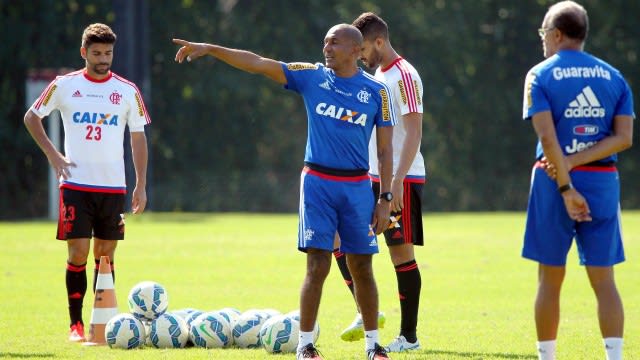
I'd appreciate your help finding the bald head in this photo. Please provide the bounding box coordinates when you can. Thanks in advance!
[544,0,589,41]
[327,24,363,47]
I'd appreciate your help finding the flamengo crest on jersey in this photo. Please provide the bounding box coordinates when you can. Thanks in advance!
[282,62,396,171]
[523,50,634,163]
[30,70,151,193]
[369,57,426,178]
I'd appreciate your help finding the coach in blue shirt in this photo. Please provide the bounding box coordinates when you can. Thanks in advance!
[522,1,634,359]
[173,23,396,360]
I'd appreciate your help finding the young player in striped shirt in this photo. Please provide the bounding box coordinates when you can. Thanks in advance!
[24,23,150,342]
[334,12,426,353]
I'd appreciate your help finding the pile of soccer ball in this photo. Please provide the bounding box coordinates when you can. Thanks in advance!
[105,281,319,353]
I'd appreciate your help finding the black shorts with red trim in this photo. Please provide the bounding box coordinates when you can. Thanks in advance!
[372,180,424,247]
[57,188,125,240]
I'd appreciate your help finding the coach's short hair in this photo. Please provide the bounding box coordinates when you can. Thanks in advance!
[82,23,117,48]
[352,12,389,41]
[546,1,589,41]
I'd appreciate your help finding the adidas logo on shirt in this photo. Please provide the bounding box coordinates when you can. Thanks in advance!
[318,80,331,90]
[564,86,605,118]
[72,90,82,97]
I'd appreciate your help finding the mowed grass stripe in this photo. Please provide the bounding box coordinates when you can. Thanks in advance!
[0,211,637,359]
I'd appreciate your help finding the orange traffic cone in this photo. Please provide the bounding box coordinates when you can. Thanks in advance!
[83,256,118,346]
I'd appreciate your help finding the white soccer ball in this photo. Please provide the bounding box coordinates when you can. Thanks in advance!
[260,314,299,353]
[190,311,233,348]
[105,313,145,349]
[149,313,189,348]
[184,310,204,328]
[261,308,282,318]
[216,307,241,324]
[232,310,268,348]
[127,281,169,322]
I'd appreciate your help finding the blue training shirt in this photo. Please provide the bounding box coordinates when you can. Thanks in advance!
[282,62,397,170]
[523,50,634,163]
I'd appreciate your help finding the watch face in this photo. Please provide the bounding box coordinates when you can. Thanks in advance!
[381,192,392,201]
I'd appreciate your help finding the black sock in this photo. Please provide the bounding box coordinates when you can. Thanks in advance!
[395,259,421,343]
[333,249,355,298]
[66,261,87,327]
[93,258,115,293]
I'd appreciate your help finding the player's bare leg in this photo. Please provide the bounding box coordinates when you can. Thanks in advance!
[67,238,91,265]
[347,253,390,359]
[93,238,117,262]
[535,264,565,341]
[297,248,331,358]
[586,266,624,360]
[336,233,385,342]
[534,264,564,359]
[389,243,414,264]
[535,264,565,340]
[93,238,117,291]
[586,266,624,337]
[347,254,378,331]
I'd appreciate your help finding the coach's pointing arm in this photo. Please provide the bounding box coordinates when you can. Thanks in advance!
[173,39,286,85]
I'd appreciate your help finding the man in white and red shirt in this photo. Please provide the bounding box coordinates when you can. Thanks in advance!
[335,12,426,353]
[24,23,150,342]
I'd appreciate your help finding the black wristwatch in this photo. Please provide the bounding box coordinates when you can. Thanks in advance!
[379,192,393,202]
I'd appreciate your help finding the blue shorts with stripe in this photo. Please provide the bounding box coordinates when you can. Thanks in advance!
[298,164,378,254]
[523,162,624,266]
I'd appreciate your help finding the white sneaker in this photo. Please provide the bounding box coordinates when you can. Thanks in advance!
[339,312,386,342]
[385,335,420,352]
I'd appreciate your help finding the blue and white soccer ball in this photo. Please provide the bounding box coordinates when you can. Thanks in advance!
[149,313,189,348]
[216,307,241,324]
[184,310,204,328]
[105,313,145,349]
[127,281,169,322]
[190,311,232,348]
[232,310,268,348]
[260,308,282,319]
[260,314,299,353]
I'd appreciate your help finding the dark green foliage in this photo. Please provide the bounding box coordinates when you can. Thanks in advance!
[3,0,639,218]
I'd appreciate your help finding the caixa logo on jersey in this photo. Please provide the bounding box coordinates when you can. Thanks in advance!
[72,112,119,126]
[315,103,367,126]
[573,125,599,136]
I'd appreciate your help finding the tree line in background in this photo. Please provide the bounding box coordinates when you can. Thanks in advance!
[1,0,638,219]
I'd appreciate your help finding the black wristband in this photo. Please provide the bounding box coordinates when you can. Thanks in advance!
[558,183,573,193]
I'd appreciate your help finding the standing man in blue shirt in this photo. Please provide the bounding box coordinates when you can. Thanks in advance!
[522,2,633,360]
[174,23,396,360]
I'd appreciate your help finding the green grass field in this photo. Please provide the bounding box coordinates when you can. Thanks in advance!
[1,212,638,359]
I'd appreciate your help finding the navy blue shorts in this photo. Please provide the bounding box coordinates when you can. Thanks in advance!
[298,165,378,254]
[523,163,624,266]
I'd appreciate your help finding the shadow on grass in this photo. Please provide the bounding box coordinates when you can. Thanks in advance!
[424,349,537,359]
[0,353,54,358]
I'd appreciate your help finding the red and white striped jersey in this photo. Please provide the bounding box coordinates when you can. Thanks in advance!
[30,69,151,193]
[369,57,426,179]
